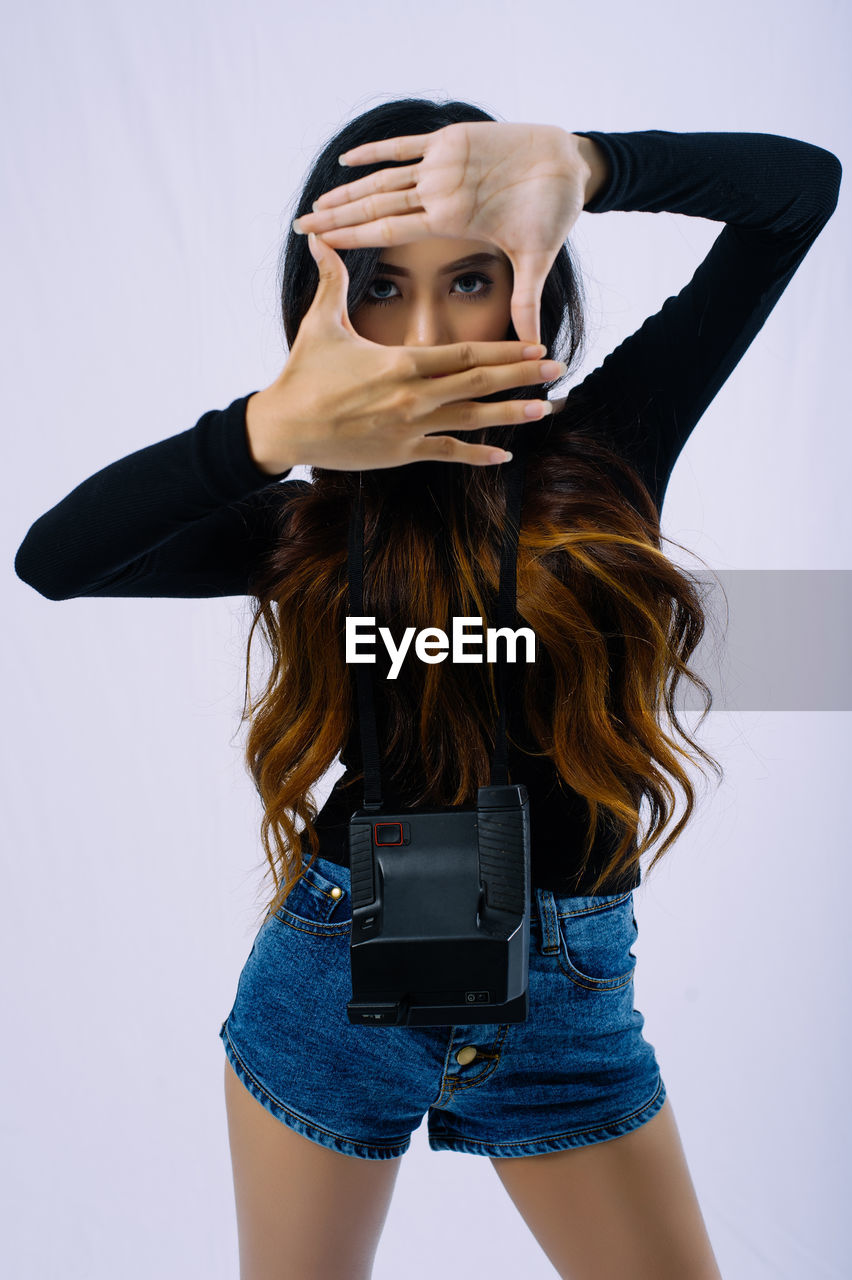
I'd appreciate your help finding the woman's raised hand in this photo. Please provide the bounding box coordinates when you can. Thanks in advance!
[245,233,564,475]
[292,122,592,347]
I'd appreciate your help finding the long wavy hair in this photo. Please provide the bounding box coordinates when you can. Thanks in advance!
[239,96,723,926]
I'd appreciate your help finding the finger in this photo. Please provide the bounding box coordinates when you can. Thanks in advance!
[417,354,565,414]
[295,187,423,236]
[507,251,561,348]
[421,398,555,430]
[338,133,435,166]
[301,210,433,250]
[510,269,549,349]
[409,342,549,378]
[312,165,420,211]
[413,434,518,468]
[510,300,541,350]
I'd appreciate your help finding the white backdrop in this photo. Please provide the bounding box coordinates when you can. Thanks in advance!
[3,1,849,1276]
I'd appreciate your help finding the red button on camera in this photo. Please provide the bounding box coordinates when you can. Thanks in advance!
[374,822,403,846]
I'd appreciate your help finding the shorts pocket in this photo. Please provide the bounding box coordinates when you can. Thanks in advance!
[555,890,637,991]
[271,856,352,935]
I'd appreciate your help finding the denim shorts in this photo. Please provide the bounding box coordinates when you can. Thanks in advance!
[219,854,666,1161]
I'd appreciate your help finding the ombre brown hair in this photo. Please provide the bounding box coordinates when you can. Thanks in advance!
[240,96,723,926]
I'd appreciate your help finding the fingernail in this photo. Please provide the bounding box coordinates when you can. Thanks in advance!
[490,450,512,463]
[540,360,567,378]
[523,345,546,358]
[293,219,305,235]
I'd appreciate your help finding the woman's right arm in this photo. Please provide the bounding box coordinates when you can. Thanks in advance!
[13,391,302,600]
[15,214,567,604]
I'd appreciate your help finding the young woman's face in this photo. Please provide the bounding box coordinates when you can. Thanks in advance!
[349,236,514,348]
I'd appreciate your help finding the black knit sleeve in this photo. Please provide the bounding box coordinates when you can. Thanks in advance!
[13,391,305,599]
[562,129,842,509]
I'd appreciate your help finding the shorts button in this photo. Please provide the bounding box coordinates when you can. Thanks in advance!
[330,887,343,899]
[455,1045,477,1065]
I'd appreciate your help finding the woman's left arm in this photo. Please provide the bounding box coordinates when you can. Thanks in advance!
[564,129,842,508]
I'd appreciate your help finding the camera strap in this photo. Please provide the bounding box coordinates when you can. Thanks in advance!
[347,429,529,812]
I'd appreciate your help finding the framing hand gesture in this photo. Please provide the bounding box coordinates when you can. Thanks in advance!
[292,122,592,348]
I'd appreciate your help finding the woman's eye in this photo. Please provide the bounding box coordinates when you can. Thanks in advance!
[365,279,398,305]
[454,273,492,299]
[363,273,494,307]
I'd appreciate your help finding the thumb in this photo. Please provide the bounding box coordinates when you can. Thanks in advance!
[306,232,352,329]
[507,251,555,349]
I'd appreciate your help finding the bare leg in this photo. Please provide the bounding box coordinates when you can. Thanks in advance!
[223,1059,404,1280]
[490,1096,722,1279]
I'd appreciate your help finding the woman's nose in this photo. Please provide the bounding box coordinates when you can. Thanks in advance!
[402,309,453,349]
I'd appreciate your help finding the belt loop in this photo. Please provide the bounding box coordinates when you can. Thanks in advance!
[534,886,561,955]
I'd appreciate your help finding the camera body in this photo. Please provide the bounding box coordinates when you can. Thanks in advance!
[346,783,530,1027]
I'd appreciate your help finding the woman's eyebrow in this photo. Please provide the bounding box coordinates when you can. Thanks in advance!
[375,252,503,277]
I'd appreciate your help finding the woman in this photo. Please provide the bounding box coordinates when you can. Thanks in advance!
[15,98,840,1279]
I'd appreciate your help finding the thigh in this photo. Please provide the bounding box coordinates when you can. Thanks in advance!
[224,1059,404,1280]
[489,1096,722,1280]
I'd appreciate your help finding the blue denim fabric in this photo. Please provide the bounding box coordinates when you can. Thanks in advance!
[219,854,665,1161]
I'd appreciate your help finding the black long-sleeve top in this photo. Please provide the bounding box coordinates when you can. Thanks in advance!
[14,129,842,894]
